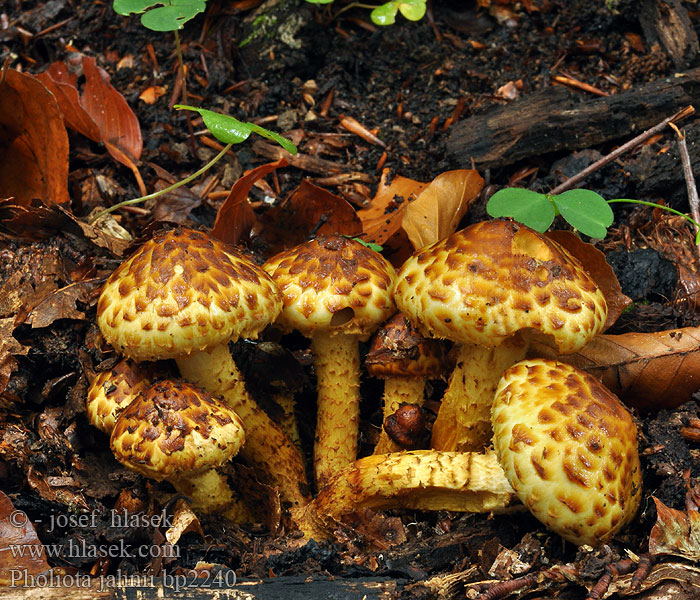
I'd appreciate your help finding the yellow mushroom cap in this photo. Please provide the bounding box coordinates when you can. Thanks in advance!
[263,236,396,338]
[110,379,245,481]
[491,359,642,546]
[394,220,607,353]
[86,359,164,434]
[97,228,282,361]
[365,313,447,378]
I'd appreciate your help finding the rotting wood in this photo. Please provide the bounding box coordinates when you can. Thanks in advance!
[639,0,699,69]
[0,576,401,600]
[446,68,700,169]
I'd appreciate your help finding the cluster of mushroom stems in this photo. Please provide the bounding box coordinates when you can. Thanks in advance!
[88,221,642,548]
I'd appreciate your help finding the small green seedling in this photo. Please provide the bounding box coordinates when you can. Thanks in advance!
[96,106,297,218]
[113,0,206,31]
[346,236,383,252]
[305,0,426,26]
[487,187,700,243]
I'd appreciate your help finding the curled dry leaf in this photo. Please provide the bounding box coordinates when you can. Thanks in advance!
[26,280,102,329]
[165,499,206,545]
[0,69,69,207]
[356,169,426,245]
[0,318,29,401]
[402,170,484,250]
[212,158,288,246]
[0,490,50,583]
[261,179,362,254]
[649,497,700,561]
[546,230,632,331]
[529,325,700,412]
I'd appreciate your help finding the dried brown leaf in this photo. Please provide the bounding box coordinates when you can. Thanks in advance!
[402,170,484,250]
[529,326,700,412]
[0,490,50,583]
[212,159,287,245]
[649,497,700,560]
[37,55,143,169]
[356,170,426,245]
[261,179,362,254]
[26,280,101,328]
[165,499,205,545]
[0,318,29,399]
[546,230,632,331]
[0,70,70,207]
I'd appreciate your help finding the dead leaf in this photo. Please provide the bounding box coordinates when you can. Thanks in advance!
[0,69,70,207]
[26,466,90,512]
[212,159,288,245]
[402,170,484,250]
[649,497,700,561]
[546,230,632,331]
[37,55,143,183]
[357,170,426,245]
[529,325,700,412]
[0,490,50,583]
[165,499,205,545]
[261,180,362,253]
[0,318,29,400]
[26,280,101,328]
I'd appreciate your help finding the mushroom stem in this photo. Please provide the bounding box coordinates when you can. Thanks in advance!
[171,470,256,524]
[374,378,426,454]
[431,336,527,452]
[175,344,310,508]
[292,450,517,541]
[310,331,361,488]
[274,391,302,454]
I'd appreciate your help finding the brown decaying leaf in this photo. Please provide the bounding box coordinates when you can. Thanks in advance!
[529,325,700,412]
[546,230,632,331]
[262,179,362,254]
[165,499,205,545]
[0,318,29,400]
[37,55,143,168]
[402,170,484,250]
[212,158,288,246]
[0,490,50,583]
[356,169,426,245]
[649,497,700,561]
[26,280,101,329]
[0,70,70,207]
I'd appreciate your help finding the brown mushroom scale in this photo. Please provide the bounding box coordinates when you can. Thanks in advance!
[264,236,396,487]
[394,220,608,452]
[97,227,309,508]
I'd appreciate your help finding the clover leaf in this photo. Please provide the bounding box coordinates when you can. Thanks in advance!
[551,189,613,239]
[486,188,556,233]
[113,0,207,31]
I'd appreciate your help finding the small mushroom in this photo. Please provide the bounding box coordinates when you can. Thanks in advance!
[86,359,168,434]
[110,379,250,521]
[97,227,309,508]
[292,449,517,541]
[491,359,642,546]
[264,236,396,487]
[394,220,607,452]
[365,313,447,454]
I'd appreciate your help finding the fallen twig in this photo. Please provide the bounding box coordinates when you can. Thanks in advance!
[550,105,695,195]
[670,121,700,258]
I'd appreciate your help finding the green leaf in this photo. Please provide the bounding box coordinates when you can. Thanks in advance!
[113,0,206,31]
[371,2,399,25]
[174,105,298,155]
[348,237,383,252]
[304,0,335,4]
[486,188,555,232]
[551,189,613,238]
[398,0,426,21]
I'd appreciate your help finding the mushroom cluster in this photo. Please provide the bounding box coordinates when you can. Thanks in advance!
[88,220,642,548]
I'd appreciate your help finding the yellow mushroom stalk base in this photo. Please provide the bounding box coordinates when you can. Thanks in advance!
[431,337,527,452]
[176,344,310,508]
[310,332,361,488]
[293,450,517,541]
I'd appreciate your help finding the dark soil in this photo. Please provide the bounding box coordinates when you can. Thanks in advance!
[2,0,700,598]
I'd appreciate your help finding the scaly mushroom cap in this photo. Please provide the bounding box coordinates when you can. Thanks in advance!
[492,359,642,546]
[394,220,607,354]
[86,359,165,434]
[110,379,245,481]
[365,313,448,379]
[97,228,282,361]
[263,236,396,338]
